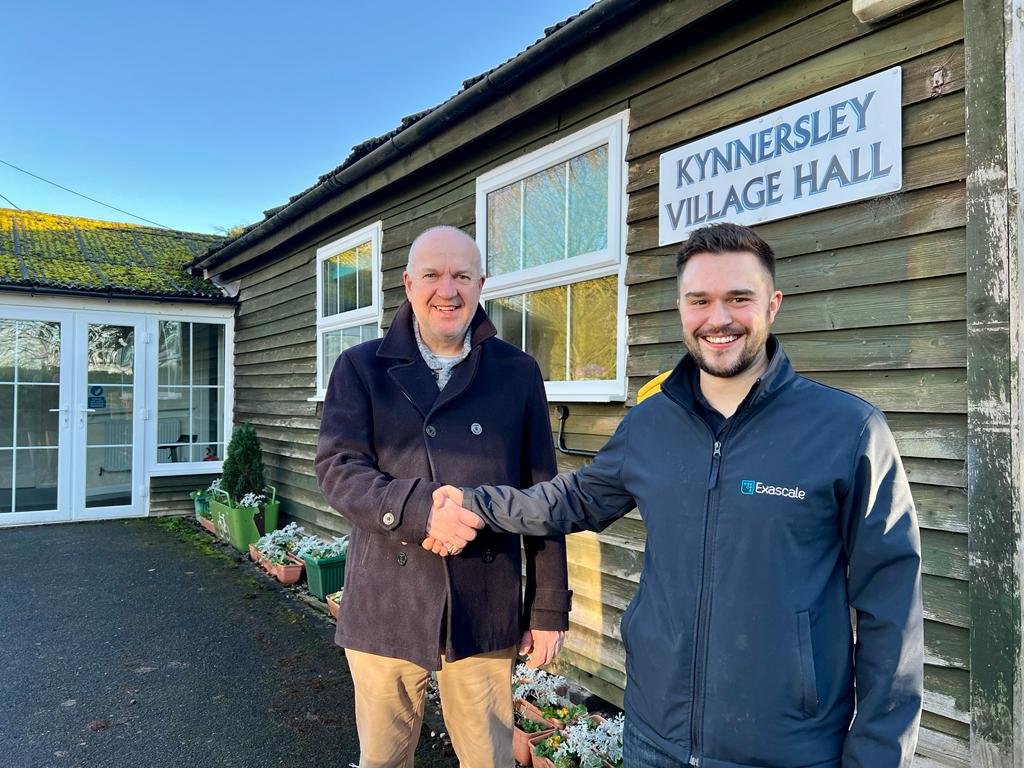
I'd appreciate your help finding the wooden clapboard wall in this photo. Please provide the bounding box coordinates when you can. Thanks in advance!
[222,0,967,764]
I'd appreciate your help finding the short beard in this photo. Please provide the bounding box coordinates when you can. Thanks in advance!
[683,322,769,378]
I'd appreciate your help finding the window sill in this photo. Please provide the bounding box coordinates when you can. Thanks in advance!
[149,463,224,477]
[545,392,627,403]
[307,395,325,403]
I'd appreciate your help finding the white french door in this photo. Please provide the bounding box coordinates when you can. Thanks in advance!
[0,308,145,526]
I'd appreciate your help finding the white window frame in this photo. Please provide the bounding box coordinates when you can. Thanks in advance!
[314,221,383,399]
[475,111,629,402]
[149,315,233,475]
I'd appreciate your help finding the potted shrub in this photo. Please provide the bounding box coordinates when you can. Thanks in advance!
[532,714,624,768]
[513,664,571,727]
[251,524,306,585]
[295,535,349,601]
[514,709,554,767]
[207,425,281,552]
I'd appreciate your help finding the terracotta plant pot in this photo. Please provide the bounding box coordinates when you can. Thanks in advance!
[263,554,304,585]
[248,543,262,563]
[198,516,217,535]
[529,731,558,768]
[515,699,562,728]
[327,593,341,621]
[514,721,553,766]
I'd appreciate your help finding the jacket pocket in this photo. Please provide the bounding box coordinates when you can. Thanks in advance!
[620,574,646,655]
[797,610,819,718]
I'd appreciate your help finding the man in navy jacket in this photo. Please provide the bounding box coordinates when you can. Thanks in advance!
[431,223,923,768]
[316,226,571,768]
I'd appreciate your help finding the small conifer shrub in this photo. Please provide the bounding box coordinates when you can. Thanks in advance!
[221,424,266,502]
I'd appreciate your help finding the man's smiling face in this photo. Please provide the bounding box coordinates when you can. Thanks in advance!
[403,228,485,355]
[677,250,782,378]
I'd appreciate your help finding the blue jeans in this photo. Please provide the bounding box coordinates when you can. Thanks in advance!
[622,720,689,768]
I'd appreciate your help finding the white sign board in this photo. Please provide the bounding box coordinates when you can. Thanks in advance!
[658,67,902,245]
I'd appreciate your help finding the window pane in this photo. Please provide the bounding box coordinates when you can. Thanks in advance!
[15,321,61,383]
[525,286,567,381]
[487,185,522,276]
[0,385,11,448]
[0,322,14,382]
[85,447,131,507]
[158,321,186,386]
[15,384,59,447]
[86,386,134,447]
[191,386,223,460]
[523,164,566,269]
[14,448,58,512]
[322,323,377,390]
[192,324,224,386]
[87,324,134,385]
[568,145,609,257]
[0,450,11,513]
[157,388,190,463]
[569,276,618,381]
[486,295,523,350]
[323,240,372,317]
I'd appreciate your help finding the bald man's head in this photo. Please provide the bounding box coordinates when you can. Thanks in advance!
[406,226,481,275]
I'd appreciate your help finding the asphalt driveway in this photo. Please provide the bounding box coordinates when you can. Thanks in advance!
[0,517,457,768]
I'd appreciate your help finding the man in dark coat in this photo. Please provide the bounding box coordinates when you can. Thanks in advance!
[315,225,572,768]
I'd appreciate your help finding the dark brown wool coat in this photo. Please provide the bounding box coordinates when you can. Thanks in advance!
[315,301,571,670]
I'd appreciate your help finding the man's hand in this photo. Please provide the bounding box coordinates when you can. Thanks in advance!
[422,486,482,556]
[519,629,566,668]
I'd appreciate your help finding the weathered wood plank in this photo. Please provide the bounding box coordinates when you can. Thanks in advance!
[804,370,965,413]
[234,359,315,376]
[235,309,316,338]
[904,458,966,488]
[924,665,970,724]
[921,529,967,580]
[916,725,970,767]
[236,277,315,318]
[923,574,968,628]
[626,2,962,160]
[238,258,314,303]
[925,620,970,671]
[627,324,967,377]
[625,229,966,294]
[887,413,966,461]
[913,483,968,533]
[234,341,315,367]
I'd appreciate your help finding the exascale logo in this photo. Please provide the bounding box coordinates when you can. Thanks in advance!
[740,480,806,499]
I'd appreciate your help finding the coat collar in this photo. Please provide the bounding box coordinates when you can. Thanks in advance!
[660,335,795,416]
[378,300,496,360]
[380,301,496,418]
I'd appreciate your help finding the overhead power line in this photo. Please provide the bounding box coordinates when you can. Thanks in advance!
[0,192,20,209]
[0,158,169,228]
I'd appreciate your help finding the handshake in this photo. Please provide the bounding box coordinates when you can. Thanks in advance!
[422,486,486,557]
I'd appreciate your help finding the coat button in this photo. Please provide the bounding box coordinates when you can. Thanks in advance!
[482,549,494,564]
[425,425,437,438]
[397,552,408,566]
[382,512,396,526]
[470,422,482,435]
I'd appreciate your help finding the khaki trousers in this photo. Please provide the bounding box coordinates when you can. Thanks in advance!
[345,646,518,768]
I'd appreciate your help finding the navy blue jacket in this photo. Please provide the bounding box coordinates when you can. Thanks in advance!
[466,338,923,767]
[315,301,571,670]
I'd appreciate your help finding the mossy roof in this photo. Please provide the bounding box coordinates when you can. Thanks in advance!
[0,208,226,300]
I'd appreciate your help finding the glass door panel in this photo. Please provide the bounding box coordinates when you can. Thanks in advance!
[83,323,135,510]
[0,317,66,521]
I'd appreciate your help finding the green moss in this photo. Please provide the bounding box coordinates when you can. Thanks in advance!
[0,208,224,298]
[153,515,234,561]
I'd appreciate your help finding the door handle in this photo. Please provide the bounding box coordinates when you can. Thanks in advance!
[49,406,70,428]
[77,406,97,428]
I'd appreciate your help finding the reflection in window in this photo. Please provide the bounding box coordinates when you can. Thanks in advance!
[0,320,61,514]
[486,145,608,276]
[486,275,617,382]
[157,322,225,463]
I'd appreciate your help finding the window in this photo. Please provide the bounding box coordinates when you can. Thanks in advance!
[476,112,627,401]
[315,222,382,396]
[157,321,226,463]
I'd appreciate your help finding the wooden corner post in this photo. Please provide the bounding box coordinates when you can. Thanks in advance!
[965,0,1024,765]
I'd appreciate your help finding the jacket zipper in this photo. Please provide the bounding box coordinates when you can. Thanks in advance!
[688,436,721,768]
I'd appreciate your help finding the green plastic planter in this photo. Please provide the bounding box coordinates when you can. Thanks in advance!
[190,490,211,520]
[302,553,347,600]
[208,487,281,553]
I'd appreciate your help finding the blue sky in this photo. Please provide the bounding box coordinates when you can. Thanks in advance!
[4,1,593,234]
